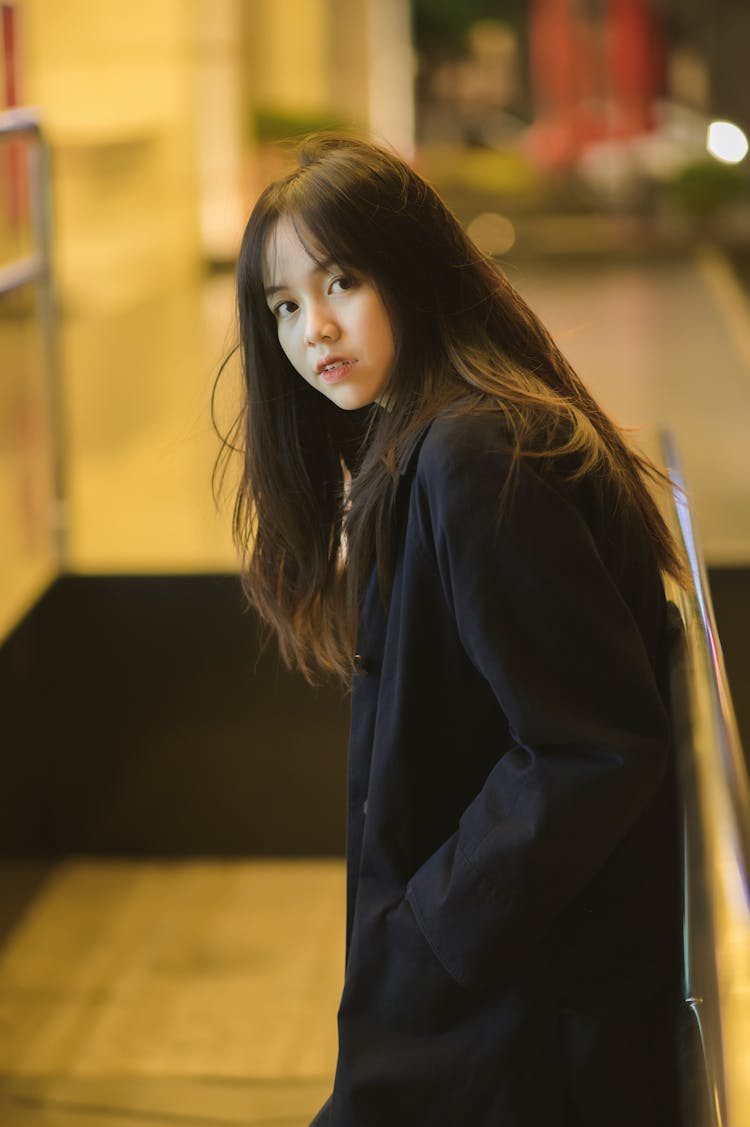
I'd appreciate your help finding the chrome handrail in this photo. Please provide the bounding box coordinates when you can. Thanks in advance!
[0,251,43,294]
[0,106,65,559]
[660,429,750,1127]
[0,106,48,292]
[0,106,43,136]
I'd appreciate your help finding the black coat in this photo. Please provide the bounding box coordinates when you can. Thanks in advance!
[312,410,683,1127]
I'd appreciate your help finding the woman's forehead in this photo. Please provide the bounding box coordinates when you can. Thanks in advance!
[262,216,326,285]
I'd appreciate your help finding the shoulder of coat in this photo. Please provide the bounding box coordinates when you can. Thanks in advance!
[414,407,516,480]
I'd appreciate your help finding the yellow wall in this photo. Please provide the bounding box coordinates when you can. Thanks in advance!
[245,0,372,130]
[0,0,410,590]
[249,0,331,114]
[15,0,400,311]
[191,0,247,262]
[19,0,202,313]
[0,282,59,637]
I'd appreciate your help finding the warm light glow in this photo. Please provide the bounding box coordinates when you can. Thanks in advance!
[707,120,749,164]
[466,212,516,256]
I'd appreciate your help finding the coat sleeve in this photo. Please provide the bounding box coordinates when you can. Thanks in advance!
[404,418,670,992]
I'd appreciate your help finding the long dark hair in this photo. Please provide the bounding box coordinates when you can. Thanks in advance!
[223,133,685,682]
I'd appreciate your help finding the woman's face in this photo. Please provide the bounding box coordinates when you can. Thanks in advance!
[263,217,395,411]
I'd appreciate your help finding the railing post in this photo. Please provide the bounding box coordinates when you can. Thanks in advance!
[0,106,66,563]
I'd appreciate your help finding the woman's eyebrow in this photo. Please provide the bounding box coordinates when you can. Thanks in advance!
[263,258,338,299]
[264,282,287,299]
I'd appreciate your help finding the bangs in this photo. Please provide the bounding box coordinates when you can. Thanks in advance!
[277,164,382,278]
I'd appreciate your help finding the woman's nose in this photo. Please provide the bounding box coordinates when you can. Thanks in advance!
[305,303,339,345]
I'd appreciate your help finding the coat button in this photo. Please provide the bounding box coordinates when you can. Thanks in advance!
[353,653,379,676]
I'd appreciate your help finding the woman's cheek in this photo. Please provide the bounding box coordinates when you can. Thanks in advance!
[277,329,296,372]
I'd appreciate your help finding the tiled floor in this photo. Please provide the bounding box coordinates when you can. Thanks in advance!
[0,859,344,1125]
[0,1075,332,1126]
[512,245,750,565]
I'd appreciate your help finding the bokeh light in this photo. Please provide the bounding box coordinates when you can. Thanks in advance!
[466,212,516,256]
[707,120,749,165]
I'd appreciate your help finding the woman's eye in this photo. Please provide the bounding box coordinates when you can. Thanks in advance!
[331,275,356,294]
[273,299,298,319]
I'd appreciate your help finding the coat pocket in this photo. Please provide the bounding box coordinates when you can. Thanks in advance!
[371,896,474,1034]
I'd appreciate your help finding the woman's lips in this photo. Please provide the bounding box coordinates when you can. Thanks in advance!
[320,360,356,384]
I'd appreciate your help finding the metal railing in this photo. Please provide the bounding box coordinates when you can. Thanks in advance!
[0,108,51,289]
[660,430,750,1127]
[0,105,65,559]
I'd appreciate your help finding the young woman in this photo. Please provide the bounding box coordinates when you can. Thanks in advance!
[228,134,686,1126]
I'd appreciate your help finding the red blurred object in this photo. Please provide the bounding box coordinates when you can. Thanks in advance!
[1,3,28,227]
[526,0,664,170]
[608,0,663,136]
[2,2,18,106]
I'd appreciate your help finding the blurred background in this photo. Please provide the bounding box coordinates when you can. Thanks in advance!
[1,1,749,1123]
